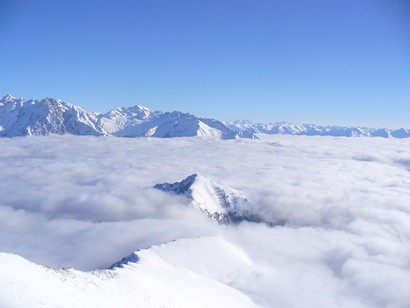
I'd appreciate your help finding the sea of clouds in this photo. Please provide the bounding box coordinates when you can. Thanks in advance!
[1,134,409,307]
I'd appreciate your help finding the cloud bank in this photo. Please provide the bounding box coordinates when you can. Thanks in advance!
[0,134,409,307]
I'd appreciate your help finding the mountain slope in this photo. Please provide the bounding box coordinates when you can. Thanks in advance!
[154,174,262,224]
[0,237,257,308]
[98,107,234,138]
[0,95,100,137]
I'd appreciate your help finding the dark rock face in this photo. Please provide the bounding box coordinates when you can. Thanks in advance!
[109,252,139,269]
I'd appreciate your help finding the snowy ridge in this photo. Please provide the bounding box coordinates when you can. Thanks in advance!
[2,94,409,139]
[154,174,262,224]
[0,95,238,139]
[0,95,101,137]
[0,237,257,308]
[226,119,410,138]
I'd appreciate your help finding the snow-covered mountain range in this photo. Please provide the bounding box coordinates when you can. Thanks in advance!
[0,95,237,139]
[226,119,410,138]
[154,174,262,225]
[1,94,409,138]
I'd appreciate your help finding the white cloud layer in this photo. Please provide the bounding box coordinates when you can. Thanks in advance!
[1,134,410,307]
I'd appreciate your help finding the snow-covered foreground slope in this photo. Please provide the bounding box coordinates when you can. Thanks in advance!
[1,135,410,307]
[0,237,256,308]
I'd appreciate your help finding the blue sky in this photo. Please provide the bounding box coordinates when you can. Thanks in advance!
[1,0,409,128]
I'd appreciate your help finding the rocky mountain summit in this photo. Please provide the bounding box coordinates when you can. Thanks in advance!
[154,174,262,225]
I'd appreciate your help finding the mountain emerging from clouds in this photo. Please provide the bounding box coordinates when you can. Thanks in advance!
[1,95,409,139]
[154,174,263,225]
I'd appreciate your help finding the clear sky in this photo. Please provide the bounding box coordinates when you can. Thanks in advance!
[1,0,409,128]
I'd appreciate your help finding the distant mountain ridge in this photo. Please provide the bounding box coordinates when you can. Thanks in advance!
[225,119,410,139]
[0,95,237,139]
[1,94,409,139]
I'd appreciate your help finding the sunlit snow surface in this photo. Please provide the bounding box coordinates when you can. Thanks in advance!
[1,134,410,307]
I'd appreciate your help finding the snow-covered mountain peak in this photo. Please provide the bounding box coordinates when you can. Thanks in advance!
[154,173,199,194]
[107,104,153,120]
[154,174,261,224]
[0,96,101,137]
[0,94,16,103]
[135,104,151,112]
[127,104,153,118]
